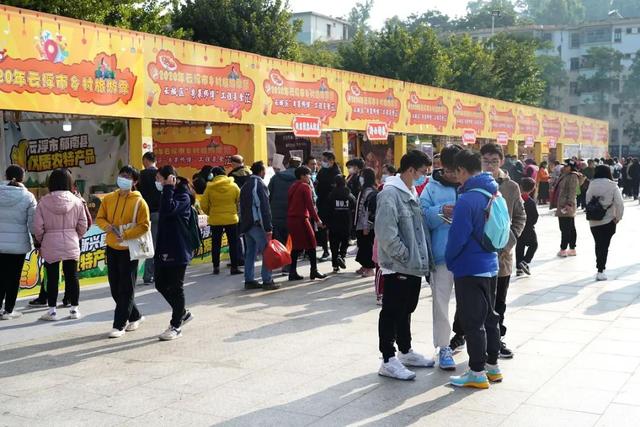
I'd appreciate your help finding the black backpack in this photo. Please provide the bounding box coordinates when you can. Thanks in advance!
[364,190,378,225]
[178,206,204,255]
[585,196,608,221]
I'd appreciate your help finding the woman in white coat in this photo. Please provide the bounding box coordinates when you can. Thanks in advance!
[0,165,37,319]
[586,165,624,281]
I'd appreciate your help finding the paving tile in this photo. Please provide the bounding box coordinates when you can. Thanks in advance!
[612,382,640,406]
[411,408,505,427]
[517,339,585,358]
[122,407,224,427]
[567,353,640,373]
[78,386,189,418]
[596,403,640,427]
[501,404,599,427]
[527,384,616,414]
[544,368,630,392]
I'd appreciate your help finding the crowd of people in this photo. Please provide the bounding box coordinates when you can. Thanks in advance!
[0,144,629,388]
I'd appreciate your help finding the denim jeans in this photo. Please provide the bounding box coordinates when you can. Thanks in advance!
[244,225,272,283]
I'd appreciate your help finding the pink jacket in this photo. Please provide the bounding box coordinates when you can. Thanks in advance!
[34,191,88,263]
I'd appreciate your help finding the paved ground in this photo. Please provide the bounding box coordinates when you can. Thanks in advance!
[2,200,640,426]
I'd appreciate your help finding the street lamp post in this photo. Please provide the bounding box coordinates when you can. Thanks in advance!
[490,10,501,49]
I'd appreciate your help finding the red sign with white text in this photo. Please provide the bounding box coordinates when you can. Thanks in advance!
[366,122,389,140]
[292,116,322,138]
[524,135,535,147]
[581,123,594,141]
[542,116,562,139]
[489,107,516,136]
[596,126,608,143]
[147,50,255,119]
[453,100,485,133]
[497,132,509,145]
[548,138,557,149]
[264,70,338,123]
[406,93,448,131]
[563,120,580,141]
[462,129,477,145]
[518,113,540,137]
[346,82,401,126]
[154,136,238,169]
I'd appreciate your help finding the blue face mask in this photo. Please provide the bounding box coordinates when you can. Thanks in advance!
[311,172,317,182]
[155,181,163,192]
[117,176,133,191]
[413,175,426,187]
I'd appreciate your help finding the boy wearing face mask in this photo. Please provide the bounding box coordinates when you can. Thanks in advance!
[96,165,151,339]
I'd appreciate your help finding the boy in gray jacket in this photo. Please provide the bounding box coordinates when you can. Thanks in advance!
[375,150,435,381]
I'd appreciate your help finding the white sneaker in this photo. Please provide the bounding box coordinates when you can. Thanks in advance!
[378,357,416,380]
[69,309,82,320]
[596,272,608,281]
[125,316,145,332]
[108,328,126,338]
[397,349,436,368]
[39,312,58,321]
[159,326,182,341]
[1,311,22,320]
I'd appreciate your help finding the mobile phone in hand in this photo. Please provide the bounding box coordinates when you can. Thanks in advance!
[438,214,453,224]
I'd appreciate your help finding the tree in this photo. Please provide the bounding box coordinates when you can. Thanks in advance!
[622,51,640,146]
[537,55,569,109]
[347,0,374,35]
[582,0,612,21]
[404,10,455,33]
[577,47,624,118]
[172,0,302,60]
[519,0,584,25]
[457,0,520,30]
[491,34,546,105]
[337,29,372,74]
[615,0,640,18]
[298,41,342,69]
[3,0,186,38]
[444,35,497,97]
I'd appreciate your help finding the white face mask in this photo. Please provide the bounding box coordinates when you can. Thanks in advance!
[117,176,133,191]
[321,161,329,168]
[359,176,365,186]
[348,167,356,175]
[155,181,163,192]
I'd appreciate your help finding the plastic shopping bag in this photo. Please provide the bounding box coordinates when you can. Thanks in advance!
[263,239,292,270]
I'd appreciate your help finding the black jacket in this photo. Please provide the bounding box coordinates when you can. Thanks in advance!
[155,182,193,266]
[519,195,539,243]
[229,166,252,189]
[239,175,272,234]
[268,167,297,227]
[327,186,356,236]
[139,167,161,213]
[316,164,341,219]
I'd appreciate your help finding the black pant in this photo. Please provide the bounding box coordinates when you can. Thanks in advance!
[316,227,329,253]
[515,237,538,265]
[106,247,141,330]
[330,231,349,267]
[290,249,317,275]
[0,253,26,313]
[155,264,187,328]
[590,221,617,272]
[454,276,500,372]
[211,224,239,269]
[558,217,577,250]
[633,178,640,199]
[379,273,421,362]
[576,192,586,209]
[494,276,510,337]
[355,230,375,268]
[272,224,288,246]
[44,260,79,308]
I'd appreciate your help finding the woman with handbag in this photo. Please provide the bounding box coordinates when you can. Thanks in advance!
[96,165,151,338]
[552,159,581,258]
[586,166,624,281]
[33,169,88,321]
[154,166,196,340]
[354,168,378,278]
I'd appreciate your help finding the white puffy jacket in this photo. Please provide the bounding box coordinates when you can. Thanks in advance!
[585,178,624,228]
[0,184,37,254]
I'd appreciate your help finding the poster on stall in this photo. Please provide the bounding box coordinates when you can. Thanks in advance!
[360,137,394,181]
[3,115,129,196]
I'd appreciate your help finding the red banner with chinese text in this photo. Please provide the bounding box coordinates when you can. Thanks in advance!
[453,100,485,133]
[406,93,448,131]
[345,82,401,126]
[489,107,516,136]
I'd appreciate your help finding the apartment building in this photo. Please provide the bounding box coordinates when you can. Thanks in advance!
[291,11,350,45]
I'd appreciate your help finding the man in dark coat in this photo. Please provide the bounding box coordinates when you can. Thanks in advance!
[315,151,341,259]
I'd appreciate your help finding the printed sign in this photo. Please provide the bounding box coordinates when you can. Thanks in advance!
[147,50,255,119]
[263,70,338,123]
[345,82,401,126]
[462,129,477,145]
[366,122,389,141]
[453,100,485,133]
[563,120,580,141]
[518,113,540,137]
[489,107,516,137]
[542,116,562,139]
[406,93,448,131]
[548,138,557,149]
[524,135,535,147]
[496,132,509,145]
[155,136,238,169]
[292,116,322,138]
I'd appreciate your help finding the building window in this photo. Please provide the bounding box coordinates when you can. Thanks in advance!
[570,32,580,48]
[327,24,331,38]
[612,79,620,92]
[612,104,620,117]
[615,28,622,42]
[611,128,619,144]
[541,32,553,42]
[570,106,578,114]
[585,28,611,43]
[624,53,632,59]
[570,57,580,71]
[627,28,633,34]
[570,81,578,95]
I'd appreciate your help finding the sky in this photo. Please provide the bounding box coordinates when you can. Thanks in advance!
[288,0,471,29]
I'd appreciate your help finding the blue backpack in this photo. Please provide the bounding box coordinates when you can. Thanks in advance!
[469,188,511,252]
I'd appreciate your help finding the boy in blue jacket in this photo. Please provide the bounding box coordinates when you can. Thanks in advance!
[421,144,463,371]
[445,150,502,389]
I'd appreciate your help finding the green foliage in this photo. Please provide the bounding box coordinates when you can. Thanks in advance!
[519,0,585,25]
[444,35,497,97]
[622,51,640,144]
[404,11,456,33]
[577,47,624,117]
[347,1,374,35]
[338,30,372,74]
[457,0,520,30]
[172,0,301,60]
[537,55,569,109]
[298,42,342,69]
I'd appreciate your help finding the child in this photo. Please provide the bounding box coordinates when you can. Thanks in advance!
[327,175,356,273]
[516,177,539,276]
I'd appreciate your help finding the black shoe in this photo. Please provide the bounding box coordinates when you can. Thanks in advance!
[262,281,280,290]
[519,262,531,275]
[499,341,514,359]
[310,270,327,280]
[28,298,47,307]
[449,334,466,353]
[244,280,262,290]
[337,257,347,269]
[213,267,220,275]
[181,310,193,326]
[288,273,304,281]
[320,252,330,260]
[516,269,524,277]
[58,300,71,308]
[230,268,243,275]
[333,267,339,273]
